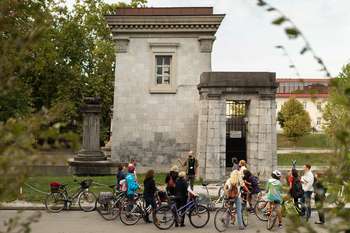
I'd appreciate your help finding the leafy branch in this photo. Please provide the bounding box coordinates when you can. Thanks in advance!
[275,45,300,77]
[257,0,331,77]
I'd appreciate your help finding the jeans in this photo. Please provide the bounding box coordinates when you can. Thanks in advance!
[301,191,312,220]
[231,197,243,227]
[187,175,195,190]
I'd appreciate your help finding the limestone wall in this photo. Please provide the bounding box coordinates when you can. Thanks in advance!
[111,37,211,168]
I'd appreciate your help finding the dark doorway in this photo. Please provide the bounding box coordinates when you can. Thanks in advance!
[226,100,248,167]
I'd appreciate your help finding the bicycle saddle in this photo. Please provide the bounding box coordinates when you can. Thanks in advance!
[202,182,208,187]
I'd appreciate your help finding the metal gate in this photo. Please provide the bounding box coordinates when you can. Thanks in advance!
[226,100,248,167]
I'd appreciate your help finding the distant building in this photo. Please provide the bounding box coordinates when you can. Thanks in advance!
[276,78,330,133]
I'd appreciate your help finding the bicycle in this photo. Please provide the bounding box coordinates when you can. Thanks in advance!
[96,185,127,221]
[214,197,248,232]
[120,192,163,226]
[255,197,305,222]
[266,201,281,230]
[45,179,96,213]
[153,194,210,230]
[198,181,225,211]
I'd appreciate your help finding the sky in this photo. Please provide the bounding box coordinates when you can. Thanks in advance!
[67,0,350,78]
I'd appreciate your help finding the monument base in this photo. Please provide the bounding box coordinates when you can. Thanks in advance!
[68,158,122,175]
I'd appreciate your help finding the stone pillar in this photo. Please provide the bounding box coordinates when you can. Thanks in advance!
[75,97,106,161]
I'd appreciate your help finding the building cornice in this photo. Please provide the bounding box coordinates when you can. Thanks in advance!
[105,15,224,34]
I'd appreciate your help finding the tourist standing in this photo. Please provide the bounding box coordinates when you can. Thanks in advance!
[143,169,157,223]
[288,169,303,206]
[224,170,245,230]
[174,171,189,227]
[165,165,179,196]
[178,151,198,190]
[266,170,283,228]
[129,158,138,181]
[301,164,314,221]
[232,157,239,171]
[126,164,140,210]
[314,172,326,224]
[116,164,126,191]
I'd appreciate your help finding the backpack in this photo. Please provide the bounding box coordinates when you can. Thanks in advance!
[251,176,260,194]
[292,178,304,198]
[168,175,175,188]
[227,184,239,199]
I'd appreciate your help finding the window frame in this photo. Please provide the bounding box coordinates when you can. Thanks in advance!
[149,43,179,94]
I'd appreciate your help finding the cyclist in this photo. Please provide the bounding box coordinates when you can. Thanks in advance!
[266,170,283,229]
[174,171,188,227]
[224,170,245,230]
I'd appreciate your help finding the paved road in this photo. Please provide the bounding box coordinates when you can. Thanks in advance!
[0,210,326,233]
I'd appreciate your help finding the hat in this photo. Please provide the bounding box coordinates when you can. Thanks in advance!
[179,171,186,178]
[170,165,179,172]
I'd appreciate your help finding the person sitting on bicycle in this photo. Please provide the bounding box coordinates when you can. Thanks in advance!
[242,169,260,213]
[266,170,283,228]
[126,164,140,210]
[143,169,157,224]
[174,171,197,227]
[224,170,245,230]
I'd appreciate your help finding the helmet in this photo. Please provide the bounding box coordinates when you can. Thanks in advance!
[128,164,135,173]
[272,170,282,178]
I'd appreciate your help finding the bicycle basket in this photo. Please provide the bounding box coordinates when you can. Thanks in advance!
[50,181,61,192]
[80,179,92,189]
[98,192,113,205]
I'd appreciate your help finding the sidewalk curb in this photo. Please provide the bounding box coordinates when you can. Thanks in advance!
[0,206,83,211]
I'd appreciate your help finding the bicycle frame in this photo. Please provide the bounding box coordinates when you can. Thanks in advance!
[170,198,197,218]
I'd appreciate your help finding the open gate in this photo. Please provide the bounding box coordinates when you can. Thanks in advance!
[226,100,248,167]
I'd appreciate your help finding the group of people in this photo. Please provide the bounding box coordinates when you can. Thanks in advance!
[288,163,326,224]
[115,152,327,230]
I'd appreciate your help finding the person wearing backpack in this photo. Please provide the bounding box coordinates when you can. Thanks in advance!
[126,164,140,210]
[165,165,179,196]
[224,170,245,230]
[301,164,314,221]
[288,169,304,207]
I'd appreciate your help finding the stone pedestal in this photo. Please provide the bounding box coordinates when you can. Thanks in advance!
[69,97,114,175]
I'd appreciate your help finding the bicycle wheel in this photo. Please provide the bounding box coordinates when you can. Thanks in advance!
[78,191,96,212]
[153,205,175,230]
[189,204,210,228]
[45,192,65,213]
[120,203,142,225]
[218,186,224,198]
[267,209,277,230]
[96,200,120,221]
[242,207,249,227]
[214,207,231,232]
[254,200,268,221]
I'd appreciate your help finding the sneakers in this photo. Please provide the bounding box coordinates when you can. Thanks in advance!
[315,221,324,225]
[239,226,245,230]
[278,223,283,229]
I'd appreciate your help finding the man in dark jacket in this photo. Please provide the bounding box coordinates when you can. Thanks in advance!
[178,151,198,190]
[314,172,326,224]
[174,171,188,227]
[143,169,157,223]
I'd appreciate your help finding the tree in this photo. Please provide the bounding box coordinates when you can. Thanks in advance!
[278,98,311,142]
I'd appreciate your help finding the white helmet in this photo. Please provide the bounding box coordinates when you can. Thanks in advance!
[272,170,282,178]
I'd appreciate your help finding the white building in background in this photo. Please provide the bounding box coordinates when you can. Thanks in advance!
[276,78,330,133]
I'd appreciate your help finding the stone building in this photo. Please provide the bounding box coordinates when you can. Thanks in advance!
[106,7,278,180]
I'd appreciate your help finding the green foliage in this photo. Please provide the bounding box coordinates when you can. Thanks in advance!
[277,134,332,148]
[278,98,311,142]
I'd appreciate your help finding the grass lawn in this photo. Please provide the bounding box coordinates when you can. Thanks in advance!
[8,173,166,203]
[277,152,334,166]
[277,134,332,148]
[6,173,202,203]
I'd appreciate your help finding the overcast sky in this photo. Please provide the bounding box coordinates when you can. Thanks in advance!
[67,0,350,78]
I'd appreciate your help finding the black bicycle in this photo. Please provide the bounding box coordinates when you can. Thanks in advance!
[45,179,96,213]
[153,195,210,230]
[119,193,156,225]
[96,185,127,221]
